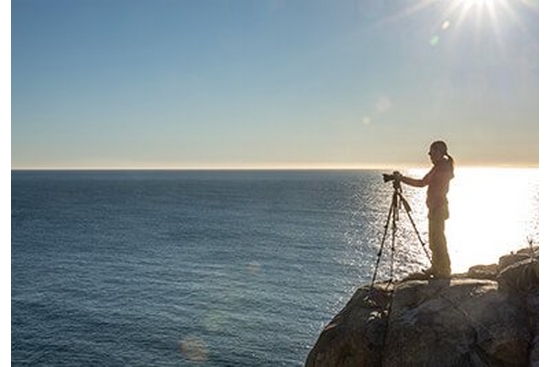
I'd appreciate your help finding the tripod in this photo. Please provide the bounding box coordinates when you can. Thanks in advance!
[369,177,432,290]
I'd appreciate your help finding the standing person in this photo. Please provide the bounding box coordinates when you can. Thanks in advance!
[396,141,454,278]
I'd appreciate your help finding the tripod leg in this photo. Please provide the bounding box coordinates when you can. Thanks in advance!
[399,193,432,264]
[387,201,398,286]
[370,193,396,289]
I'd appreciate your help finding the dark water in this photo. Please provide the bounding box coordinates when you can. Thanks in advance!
[11,170,442,366]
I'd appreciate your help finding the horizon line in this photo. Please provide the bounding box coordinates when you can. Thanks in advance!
[11,163,540,171]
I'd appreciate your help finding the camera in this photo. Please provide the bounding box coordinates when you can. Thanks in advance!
[382,171,402,183]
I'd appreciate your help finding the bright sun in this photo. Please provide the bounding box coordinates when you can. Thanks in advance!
[381,0,535,44]
[462,0,497,7]
[454,0,505,20]
[422,0,530,49]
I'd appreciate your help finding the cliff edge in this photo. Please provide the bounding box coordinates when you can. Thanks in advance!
[306,246,539,367]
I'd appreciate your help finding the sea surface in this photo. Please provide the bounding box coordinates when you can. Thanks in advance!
[11,169,538,366]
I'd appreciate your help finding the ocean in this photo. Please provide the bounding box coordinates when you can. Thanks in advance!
[11,169,539,366]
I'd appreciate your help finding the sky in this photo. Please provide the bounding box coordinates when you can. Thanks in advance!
[10,0,540,169]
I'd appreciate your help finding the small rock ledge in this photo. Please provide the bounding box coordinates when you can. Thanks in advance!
[306,247,539,367]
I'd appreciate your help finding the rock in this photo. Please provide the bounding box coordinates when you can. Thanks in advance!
[498,246,537,271]
[383,279,530,367]
[526,289,539,332]
[530,335,539,367]
[497,258,539,294]
[517,246,539,257]
[306,246,539,367]
[305,284,391,367]
[526,290,539,367]
[468,263,499,280]
[498,252,530,270]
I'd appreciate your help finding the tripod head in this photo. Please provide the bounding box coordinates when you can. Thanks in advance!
[382,171,402,192]
[392,177,402,192]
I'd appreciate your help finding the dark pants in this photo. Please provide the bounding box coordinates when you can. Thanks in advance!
[428,205,451,277]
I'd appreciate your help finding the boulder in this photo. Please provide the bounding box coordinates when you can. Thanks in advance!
[306,246,539,367]
[497,258,539,294]
[383,279,531,367]
[498,246,538,272]
[468,263,499,280]
[305,284,391,367]
[526,290,539,367]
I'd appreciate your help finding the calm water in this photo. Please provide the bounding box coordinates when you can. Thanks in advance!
[11,169,538,366]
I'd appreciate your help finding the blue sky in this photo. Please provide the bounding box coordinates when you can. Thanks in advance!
[11,0,539,168]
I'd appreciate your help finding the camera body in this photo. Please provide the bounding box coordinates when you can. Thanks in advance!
[383,171,402,183]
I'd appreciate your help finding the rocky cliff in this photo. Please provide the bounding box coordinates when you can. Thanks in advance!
[306,247,539,367]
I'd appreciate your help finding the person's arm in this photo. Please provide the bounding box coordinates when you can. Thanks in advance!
[396,169,432,188]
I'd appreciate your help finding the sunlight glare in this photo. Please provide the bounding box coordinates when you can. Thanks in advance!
[456,0,500,22]
[461,0,500,9]
[404,168,538,273]
[454,0,519,24]
[446,168,538,272]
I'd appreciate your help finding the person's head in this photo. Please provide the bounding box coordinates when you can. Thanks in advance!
[428,141,448,163]
[429,140,454,173]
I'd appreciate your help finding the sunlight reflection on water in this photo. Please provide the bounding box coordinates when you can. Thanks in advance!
[340,174,433,283]
[404,167,539,273]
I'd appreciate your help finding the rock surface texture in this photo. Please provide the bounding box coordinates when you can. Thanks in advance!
[306,247,539,367]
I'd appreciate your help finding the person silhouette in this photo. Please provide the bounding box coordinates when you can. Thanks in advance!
[395,141,454,278]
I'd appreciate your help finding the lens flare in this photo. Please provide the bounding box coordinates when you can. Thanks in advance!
[180,336,209,362]
[246,261,262,276]
[429,35,440,46]
[204,309,227,332]
[376,97,392,112]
